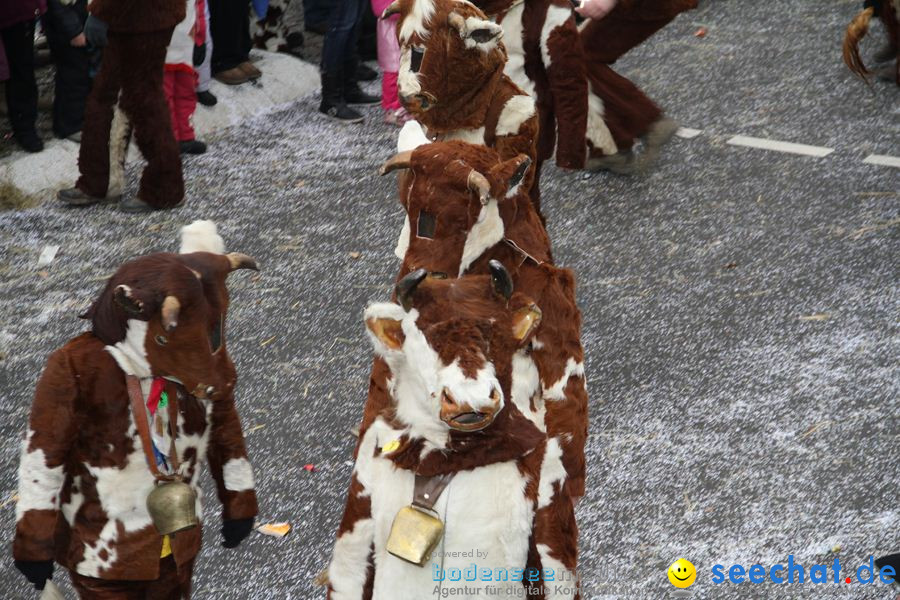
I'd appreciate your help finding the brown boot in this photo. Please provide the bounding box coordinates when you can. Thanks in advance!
[637,117,679,171]
[238,61,262,80]
[214,67,249,85]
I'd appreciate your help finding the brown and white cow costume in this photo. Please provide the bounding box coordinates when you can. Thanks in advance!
[13,221,259,596]
[327,268,580,599]
[363,140,588,501]
[384,0,544,213]
[472,0,620,170]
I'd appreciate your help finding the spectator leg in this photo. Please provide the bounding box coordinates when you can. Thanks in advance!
[1,20,39,136]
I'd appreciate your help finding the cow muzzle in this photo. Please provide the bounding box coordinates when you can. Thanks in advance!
[439,387,501,432]
[400,92,437,112]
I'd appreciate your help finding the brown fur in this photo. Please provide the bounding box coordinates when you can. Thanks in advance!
[88,0,186,33]
[77,30,184,208]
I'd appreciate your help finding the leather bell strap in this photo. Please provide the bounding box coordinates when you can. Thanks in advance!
[412,473,453,511]
[126,375,181,481]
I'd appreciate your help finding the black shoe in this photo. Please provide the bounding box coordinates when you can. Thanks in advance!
[197,90,217,106]
[14,130,43,153]
[58,187,117,206]
[120,196,185,213]
[304,21,328,35]
[180,140,207,155]
[319,100,364,123]
[344,83,380,106]
[355,63,377,82]
[286,31,304,50]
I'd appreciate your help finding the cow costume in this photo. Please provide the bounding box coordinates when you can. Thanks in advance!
[13,221,259,598]
[383,0,543,214]
[327,267,580,599]
[363,140,588,501]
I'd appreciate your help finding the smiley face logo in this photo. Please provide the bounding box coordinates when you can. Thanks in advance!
[667,558,697,588]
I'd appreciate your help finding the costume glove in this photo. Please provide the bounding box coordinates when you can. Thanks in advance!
[193,42,207,67]
[221,518,254,548]
[14,560,53,591]
[83,15,108,48]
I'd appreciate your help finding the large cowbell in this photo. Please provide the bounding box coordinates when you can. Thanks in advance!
[147,479,199,535]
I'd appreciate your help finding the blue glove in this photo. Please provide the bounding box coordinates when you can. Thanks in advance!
[83,14,108,48]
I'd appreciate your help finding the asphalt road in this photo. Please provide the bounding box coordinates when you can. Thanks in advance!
[0,0,898,598]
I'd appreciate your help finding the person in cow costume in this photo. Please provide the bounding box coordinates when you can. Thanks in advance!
[363,139,589,502]
[382,0,545,214]
[327,266,580,599]
[13,221,259,598]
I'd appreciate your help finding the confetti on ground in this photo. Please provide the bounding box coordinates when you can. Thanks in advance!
[349,251,361,259]
[798,313,830,321]
[37,245,59,267]
[303,464,316,472]
[256,522,292,538]
[694,27,707,37]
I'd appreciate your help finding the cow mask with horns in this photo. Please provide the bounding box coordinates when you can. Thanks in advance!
[13,221,260,587]
[358,141,588,500]
[327,265,580,599]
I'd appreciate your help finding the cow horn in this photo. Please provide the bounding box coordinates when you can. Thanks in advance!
[381,0,401,18]
[379,151,413,176]
[488,260,513,301]
[467,170,491,205]
[161,295,181,332]
[447,12,466,34]
[226,252,259,272]
[396,268,428,311]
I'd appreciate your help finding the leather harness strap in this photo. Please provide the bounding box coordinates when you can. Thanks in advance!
[413,473,454,511]
[126,374,181,481]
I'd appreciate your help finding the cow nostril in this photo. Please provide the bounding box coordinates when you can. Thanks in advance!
[489,387,501,406]
[440,389,457,408]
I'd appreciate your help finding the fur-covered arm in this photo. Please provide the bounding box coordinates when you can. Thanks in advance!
[327,473,375,600]
[13,349,81,562]
[206,391,259,521]
[542,2,588,169]
[493,111,539,197]
[531,266,588,499]
[528,440,581,599]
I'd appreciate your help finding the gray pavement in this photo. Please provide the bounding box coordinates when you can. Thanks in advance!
[0,0,898,598]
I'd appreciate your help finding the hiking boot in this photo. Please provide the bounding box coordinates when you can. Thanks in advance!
[638,116,679,171]
[238,61,262,80]
[320,70,364,123]
[14,129,43,153]
[586,150,637,175]
[58,187,117,206]
[214,67,249,85]
[120,196,185,213]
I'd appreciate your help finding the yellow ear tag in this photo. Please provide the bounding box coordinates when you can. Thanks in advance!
[382,439,401,454]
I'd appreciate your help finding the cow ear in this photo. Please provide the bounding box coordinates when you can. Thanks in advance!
[366,317,406,352]
[489,154,532,199]
[448,13,503,47]
[113,285,149,317]
[511,303,542,345]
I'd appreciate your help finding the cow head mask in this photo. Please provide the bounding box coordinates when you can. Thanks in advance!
[380,140,535,277]
[82,222,258,400]
[383,0,506,131]
[364,262,541,442]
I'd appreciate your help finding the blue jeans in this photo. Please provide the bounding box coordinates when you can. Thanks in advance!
[320,0,366,73]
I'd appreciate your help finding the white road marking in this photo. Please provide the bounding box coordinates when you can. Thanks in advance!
[862,154,900,168]
[726,135,834,158]
[676,127,702,139]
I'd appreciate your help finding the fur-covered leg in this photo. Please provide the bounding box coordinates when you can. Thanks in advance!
[106,101,133,200]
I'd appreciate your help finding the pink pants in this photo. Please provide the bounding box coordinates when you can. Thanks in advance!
[374,14,402,111]
[163,68,198,142]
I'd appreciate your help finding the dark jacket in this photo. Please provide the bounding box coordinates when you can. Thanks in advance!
[87,0,185,33]
[44,0,88,41]
[0,0,47,30]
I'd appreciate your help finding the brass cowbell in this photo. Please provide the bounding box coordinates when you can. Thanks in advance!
[146,479,198,535]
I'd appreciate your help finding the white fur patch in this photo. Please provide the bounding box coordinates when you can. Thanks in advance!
[510,351,544,431]
[60,475,84,525]
[397,120,430,152]
[223,457,255,492]
[107,103,131,198]
[459,16,503,51]
[537,543,578,598]
[496,94,536,137]
[459,199,503,275]
[537,437,566,509]
[438,360,502,412]
[540,5,572,68]
[498,5,534,95]
[16,431,65,521]
[105,319,151,378]
[442,126,487,145]
[180,220,226,254]
[399,0,435,42]
[397,45,423,99]
[395,216,411,259]
[542,358,584,401]
[328,517,376,599]
[585,82,617,155]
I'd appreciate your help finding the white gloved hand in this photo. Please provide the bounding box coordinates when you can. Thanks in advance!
[575,0,619,20]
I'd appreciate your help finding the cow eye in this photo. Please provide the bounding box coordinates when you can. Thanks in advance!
[209,315,224,353]
[411,47,425,73]
[416,211,436,239]
[155,335,168,346]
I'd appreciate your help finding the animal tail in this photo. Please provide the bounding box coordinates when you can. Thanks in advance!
[843,7,875,81]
